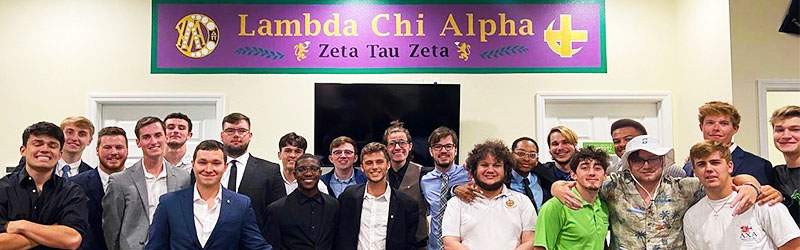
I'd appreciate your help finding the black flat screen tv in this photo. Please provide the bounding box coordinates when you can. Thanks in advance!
[315,83,460,168]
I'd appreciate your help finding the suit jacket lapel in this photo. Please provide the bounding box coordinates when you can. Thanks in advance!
[130,162,151,219]
[239,157,258,193]
[386,188,399,242]
[206,189,232,247]
[179,189,203,249]
[89,171,105,200]
[732,147,745,171]
[165,165,181,192]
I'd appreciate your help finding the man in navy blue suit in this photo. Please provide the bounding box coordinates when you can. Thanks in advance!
[684,101,777,187]
[70,127,129,250]
[145,140,271,250]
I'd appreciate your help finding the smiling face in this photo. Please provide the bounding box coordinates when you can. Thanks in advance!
[165,118,192,149]
[628,150,664,184]
[692,151,733,190]
[329,143,357,171]
[362,151,389,184]
[700,114,739,146]
[193,149,227,189]
[293,157,322,193]
[386,131,412,164]
[473,153,505,191]
[512,140,538,174]
[21,134,62,171]
[571,158,607,191]
[548,132,576,165]
[136,122,166,159]
[278,145,304,172]
[97,135,128,173]
[62,125,92,155]
[429,135,457,168]
[773,117,800,156]
[612,127,642,158]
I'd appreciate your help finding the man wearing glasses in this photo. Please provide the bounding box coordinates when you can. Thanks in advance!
[264,154,339,250]
[421,126,470,250]
[219,113,284,232]
[507,137,555,212]
[383,120,432,249]
[321,136,366,197]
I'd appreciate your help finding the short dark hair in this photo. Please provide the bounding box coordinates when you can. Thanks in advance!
[465,139,514,183]
[383,120,411,143]
[193,140,227,163]
[164,112,193,132]
[610,119,647,136]
[222,113,250,128]
[511,137,539,152]
[97,127,128,147]
[279,132,307,151]
[568,146,610,173]
[22,121,65,150]
[134,116,166,139]
[361,142,390,162]
[297,153,322,167]
[428,126,458,147]
[329,136,357,153]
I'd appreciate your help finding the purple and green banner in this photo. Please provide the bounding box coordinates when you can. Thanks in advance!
[152,0,605,74]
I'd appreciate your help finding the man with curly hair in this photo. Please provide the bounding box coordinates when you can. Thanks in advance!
[441,140,536,250]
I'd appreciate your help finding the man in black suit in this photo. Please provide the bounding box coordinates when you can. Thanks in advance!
[219,113,284,230]
[70,127,129,250]
[264,154,339,250]
[336,142,419,250]
[14,116,95,176]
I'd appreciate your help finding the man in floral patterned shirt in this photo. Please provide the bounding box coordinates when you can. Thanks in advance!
[552,135,781,249]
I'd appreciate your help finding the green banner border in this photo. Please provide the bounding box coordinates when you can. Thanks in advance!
[151,0,606,74]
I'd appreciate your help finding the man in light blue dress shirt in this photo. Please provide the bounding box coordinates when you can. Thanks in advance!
[321,136,366,197]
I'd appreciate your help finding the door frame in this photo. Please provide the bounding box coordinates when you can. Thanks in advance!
[757,79,800,158]
[535,91,674,148]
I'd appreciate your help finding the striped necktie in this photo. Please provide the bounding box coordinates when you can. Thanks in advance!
[436,173,450,250]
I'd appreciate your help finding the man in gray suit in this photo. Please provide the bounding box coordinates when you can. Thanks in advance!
[102,116,191,250]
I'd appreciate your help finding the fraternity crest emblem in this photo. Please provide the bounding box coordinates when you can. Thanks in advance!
[175,14,219,58]
[506,199,516,208]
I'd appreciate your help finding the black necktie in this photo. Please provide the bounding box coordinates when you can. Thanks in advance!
[228,160,238,192]
[522,178,538,211]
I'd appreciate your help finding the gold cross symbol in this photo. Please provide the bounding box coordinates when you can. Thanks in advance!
[544,14,588,58]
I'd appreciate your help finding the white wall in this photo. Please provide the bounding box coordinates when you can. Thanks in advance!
[0,0,736,170]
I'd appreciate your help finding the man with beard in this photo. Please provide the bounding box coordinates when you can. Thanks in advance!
[534,147,609,250]
[544,126,578,181]
[442,140,537,250]
[219,113,284,231]
[145,140,272,250]
[683,140,800,250]
[278,132,328,196]
[321,136,365,197]
[103,116,190,250]
[551,135,780,249]
[163,113,193,172]
[383,120,431,249]
[335,142,420,250]
[770,105,800,227]
[264,154,339,250]
[71,127,129,250]
[0,122,88,250]
[421,126,470,250]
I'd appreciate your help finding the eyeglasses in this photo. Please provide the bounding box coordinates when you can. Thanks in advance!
[294,166,321,173]
[387,140,410,148]
[332,150,355,156]
[431,143,455,151]
[513,151,539,159]
[630,156,663,166]
[223,128,250,135]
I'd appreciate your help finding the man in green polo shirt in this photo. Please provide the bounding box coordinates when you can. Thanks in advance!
[534,146,609,250]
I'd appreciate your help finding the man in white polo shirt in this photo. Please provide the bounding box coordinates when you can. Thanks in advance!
[683,140,800,250]
[442,140,536,250]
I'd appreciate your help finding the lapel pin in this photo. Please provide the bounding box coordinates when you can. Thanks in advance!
[390,215,394,219]
[226,199,231,204]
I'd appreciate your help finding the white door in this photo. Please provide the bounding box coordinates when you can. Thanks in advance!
[85,95,224,168]
[536,93,673,165]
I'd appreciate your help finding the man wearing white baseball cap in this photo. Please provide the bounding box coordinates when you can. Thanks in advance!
[551,135,781,249]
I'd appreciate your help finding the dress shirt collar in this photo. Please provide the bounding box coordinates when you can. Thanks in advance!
[280,165,294,185]
[332,168,355,183]
[97,168,112,191]
[474,186,512,201]
[142,160,168,179]
[193,184,223,205]
[364,182,391,201]
[511,169,528,183]
[729,143,738,153]
[58,158,82,168]
[227,152,250,166]
[298,191,324,205]
[17,167,57,189]
[430,163,460,178]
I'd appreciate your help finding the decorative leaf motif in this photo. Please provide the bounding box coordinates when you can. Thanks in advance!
[479,45,529,59]
[233,46,284,60]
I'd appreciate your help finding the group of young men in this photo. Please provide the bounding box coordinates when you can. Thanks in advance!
[1,101,799,250]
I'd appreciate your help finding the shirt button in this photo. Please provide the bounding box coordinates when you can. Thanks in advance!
[32,189,36,193]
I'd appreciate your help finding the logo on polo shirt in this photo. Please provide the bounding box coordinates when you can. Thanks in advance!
[739,225,759,241]
[506,199,516,208]
[175,14,219,58]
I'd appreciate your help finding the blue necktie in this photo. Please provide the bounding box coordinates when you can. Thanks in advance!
[62,165,71,178]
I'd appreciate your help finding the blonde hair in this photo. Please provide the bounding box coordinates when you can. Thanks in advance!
[698,101,741,128]
[61,116,95,136]
[547,126,578,146]
[770,105,800,127]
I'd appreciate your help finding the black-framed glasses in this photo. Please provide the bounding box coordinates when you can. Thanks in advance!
[387,140,410,148]
[223,128,250,135]
[332,150,355,156]
[431,143,455,151]
[513,151,539,159]
[294,166,321,173]
[630,156,663,166]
